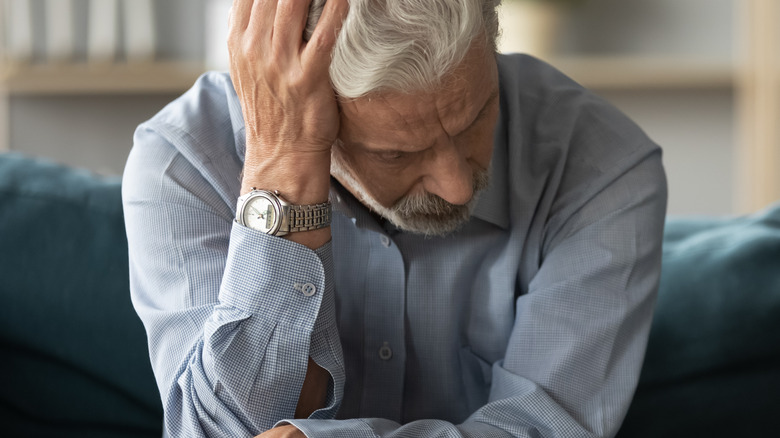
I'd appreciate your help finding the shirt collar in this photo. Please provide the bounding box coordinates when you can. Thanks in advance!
[329,178,391,235]
[471,121,510,230]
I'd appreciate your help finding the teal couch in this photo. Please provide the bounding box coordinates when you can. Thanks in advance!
[1,153,778,437]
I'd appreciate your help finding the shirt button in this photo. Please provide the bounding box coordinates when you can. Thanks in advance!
[296,282,316,297]
[378,342,393,360]
[380,235,391,247]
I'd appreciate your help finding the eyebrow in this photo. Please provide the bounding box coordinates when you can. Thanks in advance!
[456,87,500,137]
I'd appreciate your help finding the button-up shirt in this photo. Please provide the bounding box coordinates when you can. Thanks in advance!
[123,54,667,438]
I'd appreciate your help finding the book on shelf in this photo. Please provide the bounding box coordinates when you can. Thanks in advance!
[87,0,119,64]
[46,0,75,63]
[122,0,156,63]
[5,0,34,64]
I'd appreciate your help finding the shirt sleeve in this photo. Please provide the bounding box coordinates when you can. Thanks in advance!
[123,124,344,437]
[280,148,668,437]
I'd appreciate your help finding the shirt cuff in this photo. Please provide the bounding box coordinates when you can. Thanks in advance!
[218,221,333,332]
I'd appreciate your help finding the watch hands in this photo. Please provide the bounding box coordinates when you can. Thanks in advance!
[248,206,266,219]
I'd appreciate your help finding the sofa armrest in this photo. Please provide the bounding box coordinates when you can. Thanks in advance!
[0,153,162,437]
[618,203,780,437]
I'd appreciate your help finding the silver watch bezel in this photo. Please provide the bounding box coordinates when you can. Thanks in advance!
[237,189,289,236]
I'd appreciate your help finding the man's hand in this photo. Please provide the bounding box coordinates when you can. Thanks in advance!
[255,425,306,438]
[229,0,348,247]
[229,0,346,160]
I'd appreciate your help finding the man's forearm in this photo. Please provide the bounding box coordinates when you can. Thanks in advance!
[295,357,330,418]
[230,0,347,253]
[228,0,348,418]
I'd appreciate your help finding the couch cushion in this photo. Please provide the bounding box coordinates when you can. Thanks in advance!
[0,153,162,437]
[618,203,780,437]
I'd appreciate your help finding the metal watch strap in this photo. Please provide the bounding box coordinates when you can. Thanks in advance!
[287,202,332,232]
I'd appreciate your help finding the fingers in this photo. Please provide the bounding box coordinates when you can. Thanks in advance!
[302,0,349,71]
[228,0,253,35]
[247,0,278,44]
[273,0,314,55]
[229,0,347,89]
[239,0,309,61]
[231,0,346,68]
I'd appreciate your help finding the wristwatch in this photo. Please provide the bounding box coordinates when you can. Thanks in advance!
[236,188,331,236]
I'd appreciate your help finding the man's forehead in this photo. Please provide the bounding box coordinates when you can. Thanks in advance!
[340,90,453,127]
[339,91,470,149]
[340,80,495,147]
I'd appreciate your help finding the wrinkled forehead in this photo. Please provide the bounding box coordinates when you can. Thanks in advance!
[338,45,497,149]
[338,90,464,135]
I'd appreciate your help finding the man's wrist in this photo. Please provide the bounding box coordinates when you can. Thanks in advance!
[241,149,331,204]
[240,149,332,248]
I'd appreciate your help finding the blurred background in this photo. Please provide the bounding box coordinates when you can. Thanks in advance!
[0,0,778,216]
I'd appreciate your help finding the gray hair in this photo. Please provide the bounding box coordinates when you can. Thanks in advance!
[305,0,501,98]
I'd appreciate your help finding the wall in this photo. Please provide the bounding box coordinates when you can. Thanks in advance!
[5,0,206,176]
[560,0,737,215]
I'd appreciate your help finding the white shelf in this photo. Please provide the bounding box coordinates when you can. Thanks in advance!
[0,61,205,95]
[0,57,736,95]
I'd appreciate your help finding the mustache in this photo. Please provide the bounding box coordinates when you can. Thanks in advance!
[392,168,490,217]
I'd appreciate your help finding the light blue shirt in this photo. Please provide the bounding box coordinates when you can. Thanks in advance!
[123,54,667,438]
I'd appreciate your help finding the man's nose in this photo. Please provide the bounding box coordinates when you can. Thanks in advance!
[422,138,473,205]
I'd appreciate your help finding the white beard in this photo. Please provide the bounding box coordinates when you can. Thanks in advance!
[330,149,489,237]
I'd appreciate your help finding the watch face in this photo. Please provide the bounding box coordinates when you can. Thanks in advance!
[243,193,280,234]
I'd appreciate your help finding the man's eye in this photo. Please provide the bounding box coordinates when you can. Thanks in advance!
[378,151,407,162]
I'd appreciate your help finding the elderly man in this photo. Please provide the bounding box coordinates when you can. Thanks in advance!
[123,0,667,437]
